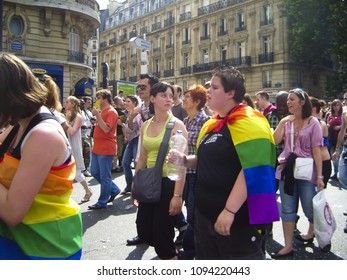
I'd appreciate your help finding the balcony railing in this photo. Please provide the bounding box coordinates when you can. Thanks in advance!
[153,47,161,52]
[193,57,252,73]
[200,35,210,41]
[68,50,84,63]
[100,41,107,48]
[166,43,174,49]
[218,30,228,36]
[180,12,191,22]
[180,66,191,75]
[235,25,246,32]
[182,39,191,45]
[152,22,162,32]
[109,38,117,45]
[260,18,273,26]
[140,26,148,34]
[120,34,127,42]
[129,31,137,38]
[164,69,174,77]
[198,0,247,16]
[164,17,175,27]
[152,71,161,78]
[258,52,274,64]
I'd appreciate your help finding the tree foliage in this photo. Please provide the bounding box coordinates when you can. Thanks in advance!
[282,0,347,96]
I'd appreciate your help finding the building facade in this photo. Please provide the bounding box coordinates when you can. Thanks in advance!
[99,0,334,98]
[1,0,100,100]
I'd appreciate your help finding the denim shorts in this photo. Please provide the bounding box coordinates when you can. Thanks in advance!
[279,179,317,223]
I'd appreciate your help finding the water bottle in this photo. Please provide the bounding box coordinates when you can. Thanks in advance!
[167,130,187,181]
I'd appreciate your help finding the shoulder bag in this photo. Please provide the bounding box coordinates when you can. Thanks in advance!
[291,121,314,181]
[132,117,175,203]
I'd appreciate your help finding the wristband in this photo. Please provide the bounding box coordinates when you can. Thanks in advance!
[224,207,237,215]
[173,193,182,197]
[317,176,324,179]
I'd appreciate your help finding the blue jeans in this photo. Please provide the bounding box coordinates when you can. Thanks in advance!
[122,137,139,192]
[338,146,347,188]
[279,179,317,223]
[90,153,120,206]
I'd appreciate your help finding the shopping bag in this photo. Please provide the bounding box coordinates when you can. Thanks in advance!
[312,191,336,250]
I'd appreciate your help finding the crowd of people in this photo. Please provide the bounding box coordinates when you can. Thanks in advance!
[0,52,346,260]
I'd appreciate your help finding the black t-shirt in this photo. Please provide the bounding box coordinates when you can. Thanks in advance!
[195,124,249,225]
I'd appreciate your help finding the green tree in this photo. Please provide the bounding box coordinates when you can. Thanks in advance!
[282,0,347,96]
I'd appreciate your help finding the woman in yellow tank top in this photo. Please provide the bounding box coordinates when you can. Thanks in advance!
[133,82,188,260]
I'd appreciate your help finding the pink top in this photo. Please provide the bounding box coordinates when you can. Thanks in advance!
[276,117,322,183]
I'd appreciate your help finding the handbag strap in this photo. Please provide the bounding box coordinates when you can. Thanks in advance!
[154,116,176,169]
[290,121,294,153]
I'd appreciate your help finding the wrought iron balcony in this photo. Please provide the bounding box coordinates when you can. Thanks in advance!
[258,52,274,64]
[180,66,191,75]
[260,18,273,26]
[100,41,107,48]
[180,12,191,22]
[200,35,210,41]
[109,38,117,45]
[68,51,84,63]
[152,22,162,32]
[120,34,127,42]
[166,43,174,49]
[235,25,246,32]
[164,69,174,77]
[164,17,175,28]
[182,39,191,45]
[218,30,228,36]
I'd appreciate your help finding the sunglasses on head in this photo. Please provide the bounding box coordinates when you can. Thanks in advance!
[292,88,305,100]
[137,84,147,90]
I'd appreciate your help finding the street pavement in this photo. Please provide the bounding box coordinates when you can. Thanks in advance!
[72,170,347,260]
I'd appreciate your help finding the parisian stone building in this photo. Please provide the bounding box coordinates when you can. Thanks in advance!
[99,0,334,99]
[1,0,100,100]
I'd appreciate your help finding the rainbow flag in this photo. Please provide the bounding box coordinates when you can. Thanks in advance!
[0,154,82,260]
[197,104,279,225]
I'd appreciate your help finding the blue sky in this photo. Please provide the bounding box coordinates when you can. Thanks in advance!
[96,0,108,10]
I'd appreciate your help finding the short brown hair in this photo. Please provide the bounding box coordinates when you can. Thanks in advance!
[184,84,207,111]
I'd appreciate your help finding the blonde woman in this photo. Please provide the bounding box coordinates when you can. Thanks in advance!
[64,96,92,203]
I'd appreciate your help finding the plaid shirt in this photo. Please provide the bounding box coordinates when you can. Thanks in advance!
[267,110,284,156]
[183,109,211,174]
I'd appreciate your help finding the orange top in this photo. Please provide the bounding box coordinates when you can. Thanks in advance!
[92,107,118,155]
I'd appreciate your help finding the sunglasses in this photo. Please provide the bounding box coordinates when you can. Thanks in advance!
[292,88,305,100]
[137,84,147,90]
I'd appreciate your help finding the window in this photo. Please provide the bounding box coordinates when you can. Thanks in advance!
[262,5,272,25]
[237,41,246,58]
[69,27,80,52]
[183,27,190,43]
[202,49,209,63]
[131,64,136,76]
[219,18,227,35]
[263,36,272,54]
[201,22,209,39]
[10,15,24,36]
[183,53,190,67]
[262,71,272,88]
[202,0,209,6]
[168,58,173,70]
[167,33,173,47]
[184,4,191,13]
[236,12,245,31]
[155,59,160,73]
[220,46,227,61]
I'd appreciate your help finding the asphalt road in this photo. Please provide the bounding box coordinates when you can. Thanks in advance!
[71,170,347,260]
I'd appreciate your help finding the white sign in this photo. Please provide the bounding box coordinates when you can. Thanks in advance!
[129,37,151,50]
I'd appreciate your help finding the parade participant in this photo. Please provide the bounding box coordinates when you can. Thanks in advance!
[88,89,121,210]
[179,84,210,259]
[0,53,82,259]
[272,89,324,258]
[134,82,188,259]
[64,96,93,203]
[168,66,279,259]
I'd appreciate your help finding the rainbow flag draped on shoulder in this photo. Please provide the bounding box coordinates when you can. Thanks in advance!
[196,104,279,225]
[0,154,82,260]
